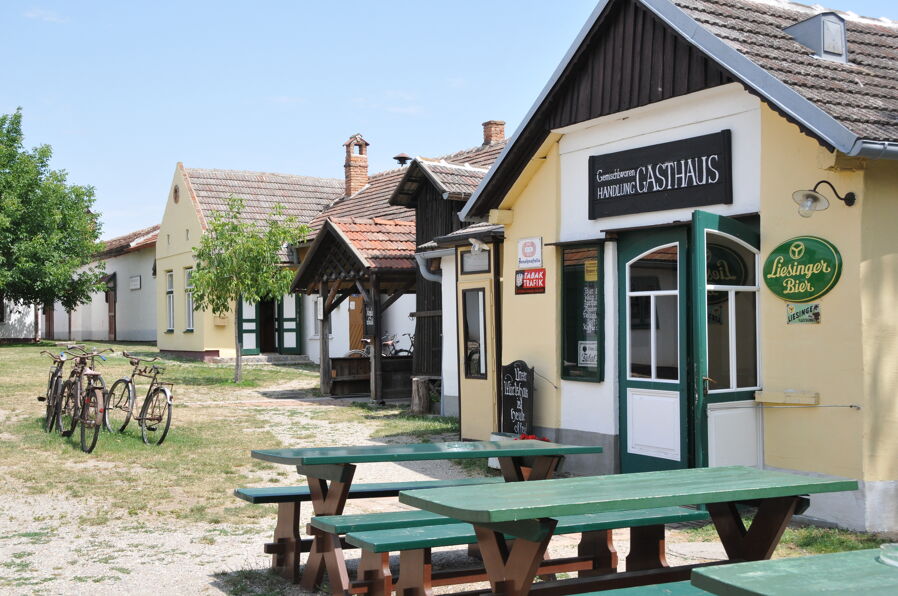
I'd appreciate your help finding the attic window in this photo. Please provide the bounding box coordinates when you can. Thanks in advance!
[784,12,848,63]
[173,185,180,204]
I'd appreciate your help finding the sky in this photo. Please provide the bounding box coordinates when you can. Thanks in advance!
[3,0,896,239]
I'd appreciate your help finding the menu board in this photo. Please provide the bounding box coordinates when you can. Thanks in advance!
[562,245,604,381]
[500,360,534,435]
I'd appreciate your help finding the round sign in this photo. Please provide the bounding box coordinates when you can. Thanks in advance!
[763,236,841,302]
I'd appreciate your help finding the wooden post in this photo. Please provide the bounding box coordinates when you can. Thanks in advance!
[411,377,430,414]
[319,282,332,396]
[370,274,383,403]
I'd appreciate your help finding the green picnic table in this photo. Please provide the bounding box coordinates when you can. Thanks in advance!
[691,548,898,595]
[400,466,859,596]
[251,440,602,592]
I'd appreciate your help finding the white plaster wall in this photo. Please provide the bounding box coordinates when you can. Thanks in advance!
[0,301,36,339]
[303,294,415,364]
[440,255,459,415]
[60,247,157,342]
[556,84,762,439]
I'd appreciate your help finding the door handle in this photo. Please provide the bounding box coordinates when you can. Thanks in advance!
[702,376,715,394]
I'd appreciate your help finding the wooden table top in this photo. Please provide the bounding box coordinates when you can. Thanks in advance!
[399,466,858,524]
[251,440,603,466]
[691,548,897,594]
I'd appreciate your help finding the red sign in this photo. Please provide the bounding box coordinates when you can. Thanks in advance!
[515,268,546,294]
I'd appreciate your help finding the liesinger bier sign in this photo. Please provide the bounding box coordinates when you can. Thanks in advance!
[763,236,841,302]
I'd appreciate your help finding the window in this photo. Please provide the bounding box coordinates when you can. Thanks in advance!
[705,232,760,391]
[561,244,604,381]
[184,268,194,331]
[165,271,174,331]
[313,297,321,336]
[627,244,679,382]
[462,288,487,378]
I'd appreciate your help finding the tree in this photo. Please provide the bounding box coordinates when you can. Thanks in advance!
[191,195,307,382]
[0,109,105,338]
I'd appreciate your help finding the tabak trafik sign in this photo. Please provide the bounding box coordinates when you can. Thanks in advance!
[588,131,732,218]
[763,236,842,302]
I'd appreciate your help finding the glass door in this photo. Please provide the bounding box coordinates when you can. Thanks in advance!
[618,227,690,473]
[690,210,761,467]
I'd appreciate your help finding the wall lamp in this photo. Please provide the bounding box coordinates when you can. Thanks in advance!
[792,180,857,218]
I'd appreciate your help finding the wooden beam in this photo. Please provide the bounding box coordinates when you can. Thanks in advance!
[323,282,341,315]
[354,280,370,304]
[370,273,384,404]
[319,281,332,395]
[382,279,416,312]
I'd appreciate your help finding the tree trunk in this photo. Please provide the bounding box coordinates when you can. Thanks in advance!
[411,377,430,415]
[234,309,243,383]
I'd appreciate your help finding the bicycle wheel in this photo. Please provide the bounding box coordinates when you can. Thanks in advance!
[393,349,412,357]
[80,385,103,454]
[57,380,81,437]
[104,379,134,433]
[140,387,172,446]
[345,349,367,358]
[44,374,62,433]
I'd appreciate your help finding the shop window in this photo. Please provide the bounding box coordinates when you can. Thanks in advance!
[627,244,679,382]
[705,232,759,391]
[561,245,604,381]
[184,268,194,331]
[462,288,487,378]
[165,271,174,331]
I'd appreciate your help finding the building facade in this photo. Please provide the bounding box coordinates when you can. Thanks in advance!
[449,0,898,532]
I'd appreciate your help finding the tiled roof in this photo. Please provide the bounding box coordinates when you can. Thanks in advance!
[310,141,507,233]
[183,166,344,230]
[418,160,490,199]
[96,224,160,260]
[675,0,898,142]
[433,222,505,247]
[329,217,417,270]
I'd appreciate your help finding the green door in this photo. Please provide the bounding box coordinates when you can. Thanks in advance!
[618,226,690,473]
[237,299,260,356]
[690,210,760,467]
[277,294,302,355]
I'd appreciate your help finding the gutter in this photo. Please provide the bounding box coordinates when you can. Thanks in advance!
[847,140,898,160]
[415,248,453,283]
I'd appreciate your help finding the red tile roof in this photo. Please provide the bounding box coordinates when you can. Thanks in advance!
[96,224,160,260]
[328,217,417,270]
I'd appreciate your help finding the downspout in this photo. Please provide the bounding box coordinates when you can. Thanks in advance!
[415,248,453,283]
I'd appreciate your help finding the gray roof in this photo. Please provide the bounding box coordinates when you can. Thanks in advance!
[182,166,344,229]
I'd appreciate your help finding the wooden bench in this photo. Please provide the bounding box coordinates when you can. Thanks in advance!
[338,506,710,595]
[233,477,505,582]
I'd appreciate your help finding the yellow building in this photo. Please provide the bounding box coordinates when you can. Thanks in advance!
[446,0,898,532]
[155,163,342,359]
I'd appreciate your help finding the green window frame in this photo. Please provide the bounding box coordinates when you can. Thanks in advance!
[561,243,604,382]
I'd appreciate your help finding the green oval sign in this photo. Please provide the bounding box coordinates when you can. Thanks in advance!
[763,236,841,302]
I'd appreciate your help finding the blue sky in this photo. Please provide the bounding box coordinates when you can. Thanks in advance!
[3,1,896,239]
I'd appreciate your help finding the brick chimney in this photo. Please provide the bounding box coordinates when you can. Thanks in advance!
[482,120,505,145]
[344,134,370,196]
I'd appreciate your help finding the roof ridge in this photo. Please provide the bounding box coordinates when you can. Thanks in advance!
[100,223,161,244]
[417,158,490,172]
[183,166,343,184]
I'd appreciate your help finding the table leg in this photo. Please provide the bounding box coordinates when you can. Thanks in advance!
[499,455,561,482]
[707,496,802,561]
[299,465,356,594]
[626,525,668,571]
[577,529,618,577]
[474,519,557,596]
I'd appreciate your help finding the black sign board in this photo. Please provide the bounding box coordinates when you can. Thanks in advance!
[588,130,732,219]
[364,304,374,336]
[500,360,534,435]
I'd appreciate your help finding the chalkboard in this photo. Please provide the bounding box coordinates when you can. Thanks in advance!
[500,360,534,435]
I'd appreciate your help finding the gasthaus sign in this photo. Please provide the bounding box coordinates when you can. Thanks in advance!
[588,130,732,218]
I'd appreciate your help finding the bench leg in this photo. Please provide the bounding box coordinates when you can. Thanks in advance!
[395,548,433,596]
[264,501,303,583]
[577,529,618,577]
[301,473,355,593]
[474,519,557,596]
[356,550,392,596]
[626,525,668,571]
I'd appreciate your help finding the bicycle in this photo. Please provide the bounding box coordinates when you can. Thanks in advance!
[105,351,173,445]
[37,350,69,433]
[393,333,415,357]
[345,334,398,358]
[57,348,111,453]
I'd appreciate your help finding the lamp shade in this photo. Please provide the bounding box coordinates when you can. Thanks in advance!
[792,189,829,217]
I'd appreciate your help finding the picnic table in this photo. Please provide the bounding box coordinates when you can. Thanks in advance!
[691,548,898,595]
[251,439,602,591]
[400,466,858,596]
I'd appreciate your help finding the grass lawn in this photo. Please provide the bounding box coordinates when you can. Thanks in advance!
[0,340,457,527]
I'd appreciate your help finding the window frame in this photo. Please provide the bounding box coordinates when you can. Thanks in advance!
[461,288,487,379]
[165,271,174,332]
[184,268,195,332]
[560,243,605,383]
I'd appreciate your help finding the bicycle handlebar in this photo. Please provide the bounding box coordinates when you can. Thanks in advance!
[122,351,159,364]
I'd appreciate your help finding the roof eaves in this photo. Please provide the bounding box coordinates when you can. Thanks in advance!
[179,162,209,231]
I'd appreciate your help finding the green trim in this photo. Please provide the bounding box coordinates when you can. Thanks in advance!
[237,298,260,356]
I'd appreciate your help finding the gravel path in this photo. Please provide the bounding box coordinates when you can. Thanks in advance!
[0,379,725,595]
